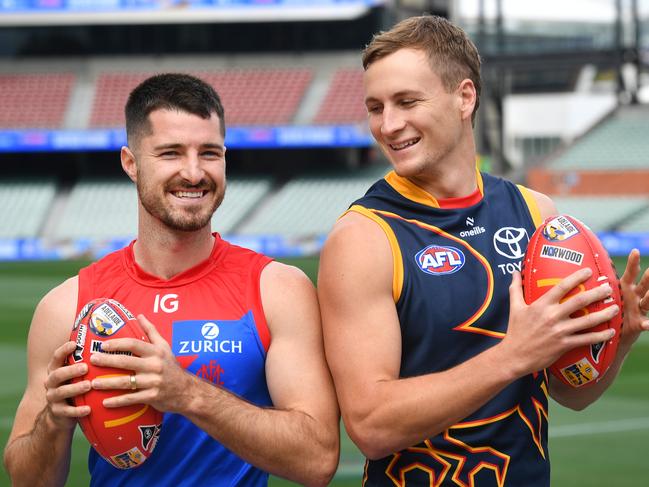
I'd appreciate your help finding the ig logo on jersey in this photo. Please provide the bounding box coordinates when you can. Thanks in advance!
[415,245,465,275]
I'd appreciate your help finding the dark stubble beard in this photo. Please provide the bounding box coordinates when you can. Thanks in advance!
[137,177,224,232]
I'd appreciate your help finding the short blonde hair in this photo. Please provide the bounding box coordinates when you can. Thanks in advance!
[363,15,481,123]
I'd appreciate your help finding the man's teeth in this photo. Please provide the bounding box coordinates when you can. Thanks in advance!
[174,191,203,198]
[391,139,419,150]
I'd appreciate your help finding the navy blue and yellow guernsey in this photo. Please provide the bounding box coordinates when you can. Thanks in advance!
[349,169,548,487]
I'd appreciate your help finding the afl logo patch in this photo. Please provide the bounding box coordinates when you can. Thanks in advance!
[415,245,466,275]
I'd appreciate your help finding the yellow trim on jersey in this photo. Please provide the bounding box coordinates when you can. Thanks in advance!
[371,208,499,338]
[346,205,404,303]
[384,169,485,209]
[476,165,485,195]
[449,401,548,460]
[517,184,543,227]
[384,171,441,208]
[104,405,150,428]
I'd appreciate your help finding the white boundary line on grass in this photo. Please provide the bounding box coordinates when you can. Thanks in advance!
[549,416,649,437]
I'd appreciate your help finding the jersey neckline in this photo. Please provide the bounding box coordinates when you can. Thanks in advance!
[384,169,484,209]
[121,233,229,287]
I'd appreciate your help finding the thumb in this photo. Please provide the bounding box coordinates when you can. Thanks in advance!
[509,271,525,305]
[137,314,165,346]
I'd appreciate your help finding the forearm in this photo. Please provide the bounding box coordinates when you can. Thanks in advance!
[550,341,632,410]
[345,342,521,459]
[180,375,338,487]
[4,406,75,487]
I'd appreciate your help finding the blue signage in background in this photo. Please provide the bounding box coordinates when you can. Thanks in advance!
[0,233,645,261]
[0,125,373,152]
[1,1,383,10]
[0,1,387,25]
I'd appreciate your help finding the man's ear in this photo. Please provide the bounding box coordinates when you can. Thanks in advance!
[457,78,477,122]
[121,146,137,183]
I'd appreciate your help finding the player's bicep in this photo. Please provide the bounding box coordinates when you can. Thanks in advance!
[528,188,558,221]
[318,213,402,414]
[8,278,78,440]
[261,263,337,419]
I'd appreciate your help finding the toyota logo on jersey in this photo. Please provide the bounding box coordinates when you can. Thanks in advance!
[415,245,466,275]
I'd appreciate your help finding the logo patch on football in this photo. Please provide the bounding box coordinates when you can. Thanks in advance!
[68,297,162,469]
[415,245,465,275]
[540,244,584,265]
[542,215,580,242]
[111,447,146,469]
[560,358,599,387]
[89,302,127,336]
[522,214,623,388]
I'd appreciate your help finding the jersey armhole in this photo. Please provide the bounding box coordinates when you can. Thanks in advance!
[249,255,273,353]
[346,204,404,303]
[76,265,94,314]
[516,184,544,228]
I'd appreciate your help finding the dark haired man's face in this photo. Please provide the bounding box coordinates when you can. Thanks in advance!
[132,109,226,232]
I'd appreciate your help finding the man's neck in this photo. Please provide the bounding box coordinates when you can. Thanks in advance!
[408,133,478,199]
[133,225,215,280]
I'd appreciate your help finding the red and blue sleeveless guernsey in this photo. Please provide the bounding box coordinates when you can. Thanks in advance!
[76,234,273,487]
[350,170,548,487]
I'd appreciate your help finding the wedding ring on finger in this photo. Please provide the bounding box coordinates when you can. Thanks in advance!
[129,374,137,391]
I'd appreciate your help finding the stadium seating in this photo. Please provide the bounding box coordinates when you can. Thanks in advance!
[0,73,75,128]
[90,69,313,127]
[618,206,649,232]
[53,180,138,240]
[50,178,272,240]
[237,174,382,237]
[0,180,56,238]
[313,68,366,124]
[211,178,272,235]
[549,107,649,170]
[552,196,649,232]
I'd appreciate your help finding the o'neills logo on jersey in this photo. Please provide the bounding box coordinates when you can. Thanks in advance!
[173,321,244,355]
[415,245,465,275]
[540,244,584,265]
[459,226,486,238]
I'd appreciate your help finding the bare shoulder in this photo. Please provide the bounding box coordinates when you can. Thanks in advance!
[525,187,558,221]
[325,210,389,249]
[319,210,393,294]
[259,262,319,334]
[33,276,78,322]
[260,261,315,305]
[29,276,79,351]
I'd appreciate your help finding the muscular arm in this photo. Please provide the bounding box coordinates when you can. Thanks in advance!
[91,263,340,487]
[318,211,617,459]
[3,278,89,487]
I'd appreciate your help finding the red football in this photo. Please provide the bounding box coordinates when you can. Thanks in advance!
[522,214,623,388]
[68,298,162,469]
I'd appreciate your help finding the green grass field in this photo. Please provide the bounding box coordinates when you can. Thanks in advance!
[1,256,648,486]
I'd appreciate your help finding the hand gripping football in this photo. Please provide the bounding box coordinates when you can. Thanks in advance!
[68,298,162,469]
[522,215,623,388]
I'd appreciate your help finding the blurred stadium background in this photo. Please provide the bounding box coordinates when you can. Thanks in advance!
[1,0,649,485]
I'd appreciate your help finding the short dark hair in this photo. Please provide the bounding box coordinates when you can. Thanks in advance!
[363,15,481,124]
[125,73,225,148]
